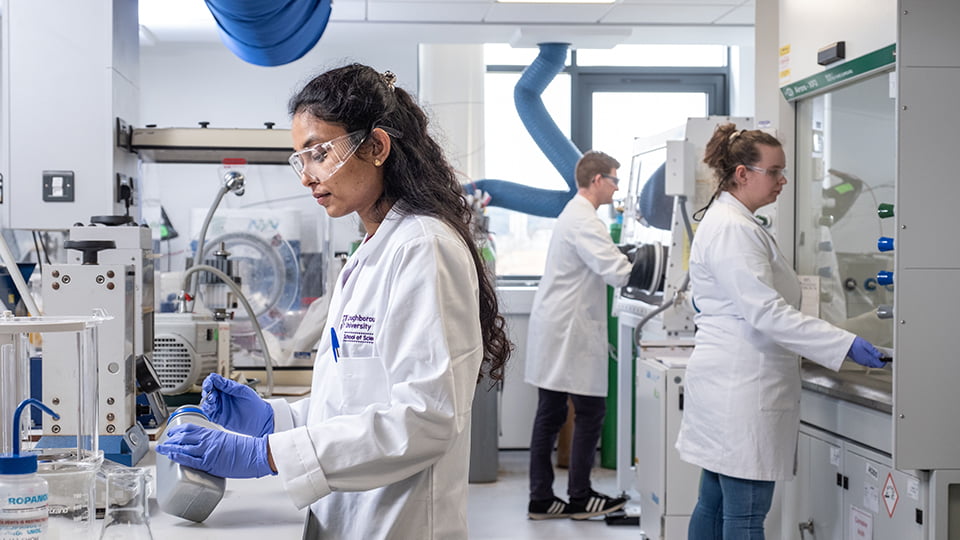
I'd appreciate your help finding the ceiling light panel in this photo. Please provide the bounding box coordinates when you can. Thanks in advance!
[368,1,491,22]
[497,0,614,4]
[601,3,736,24]
[485,3,613,23]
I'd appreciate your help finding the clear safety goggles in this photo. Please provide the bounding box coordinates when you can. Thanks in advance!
[288,130,368,181]
[744,164,789,179]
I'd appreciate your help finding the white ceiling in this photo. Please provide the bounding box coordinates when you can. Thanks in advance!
[139,0,754,44]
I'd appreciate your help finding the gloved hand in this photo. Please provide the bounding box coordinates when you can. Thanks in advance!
[617,244,637,263]
[847,336,886,368]
[627,252,656,291]
[201,373,274,437]
[155,423,275,479]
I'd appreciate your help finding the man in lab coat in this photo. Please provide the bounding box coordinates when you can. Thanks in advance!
[525,150,633,520]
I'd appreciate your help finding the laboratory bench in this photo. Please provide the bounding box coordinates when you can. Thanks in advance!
[145,382,311,538]
[141,446,307,539]
[801,361,892,414]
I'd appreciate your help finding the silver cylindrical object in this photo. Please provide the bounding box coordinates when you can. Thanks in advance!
[155,405,226,522]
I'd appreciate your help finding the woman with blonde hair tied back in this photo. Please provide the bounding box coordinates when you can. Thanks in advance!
[675,123,886,539]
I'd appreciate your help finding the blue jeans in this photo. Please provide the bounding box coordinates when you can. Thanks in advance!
[688,469,775,540]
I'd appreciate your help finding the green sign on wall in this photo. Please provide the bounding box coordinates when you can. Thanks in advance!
[781,44,896,101]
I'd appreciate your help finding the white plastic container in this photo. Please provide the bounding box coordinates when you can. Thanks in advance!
[155,406,226,522]
[0,472,48,540]
[0,399,60,540]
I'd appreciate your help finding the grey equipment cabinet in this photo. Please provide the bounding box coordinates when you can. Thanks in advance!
[788,424,928,540]
[782,384,929,540]
[843,443,926,539]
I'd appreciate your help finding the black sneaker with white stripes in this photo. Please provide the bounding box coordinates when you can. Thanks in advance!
[527,497,572,520]
[567,490,628,520]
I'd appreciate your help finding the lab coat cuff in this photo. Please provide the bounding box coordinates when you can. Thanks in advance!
[830,332,858,371]
[268,427,331,509]
[267,398,295,432]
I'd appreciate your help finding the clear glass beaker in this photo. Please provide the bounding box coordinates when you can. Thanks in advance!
[1,314,108,539]
[40,451,102,540]
[99,467,154,540]
[0,322,30,455]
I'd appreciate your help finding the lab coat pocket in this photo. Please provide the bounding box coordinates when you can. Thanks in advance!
[337,356,390,415]
[757,354,801,412]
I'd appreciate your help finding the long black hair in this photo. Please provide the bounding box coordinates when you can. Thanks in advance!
[289,63,510,383]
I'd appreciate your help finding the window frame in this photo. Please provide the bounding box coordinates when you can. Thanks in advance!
[485,48,732,279]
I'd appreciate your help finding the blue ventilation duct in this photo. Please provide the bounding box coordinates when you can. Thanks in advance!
[470,43,582,218]
[205,0,332,67]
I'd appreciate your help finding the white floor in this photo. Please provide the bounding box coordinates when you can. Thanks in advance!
[467,450,642,539]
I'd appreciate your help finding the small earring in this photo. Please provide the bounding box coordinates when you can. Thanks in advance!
[374,159,382,167]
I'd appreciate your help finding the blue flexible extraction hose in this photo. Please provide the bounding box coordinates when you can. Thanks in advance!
[204,0,332,67]
[470,43,582,218]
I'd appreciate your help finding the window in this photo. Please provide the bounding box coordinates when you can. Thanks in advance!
[483,44,729,277]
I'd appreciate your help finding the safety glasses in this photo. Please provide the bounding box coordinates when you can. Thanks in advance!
[600,173,620,186]
[288,130,367,181]
[744,164,789,179]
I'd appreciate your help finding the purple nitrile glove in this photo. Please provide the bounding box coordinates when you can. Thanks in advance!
[155,423,275,479]
[201,373,274,437]
[847,336,885,368]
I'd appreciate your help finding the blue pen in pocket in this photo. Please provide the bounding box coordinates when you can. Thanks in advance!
[330,327,340,363]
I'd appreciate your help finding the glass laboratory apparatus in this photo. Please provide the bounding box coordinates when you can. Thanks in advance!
[794,70,896,350]
[781,63,929,538]
[99,467,154,540]
[0,313,106,539]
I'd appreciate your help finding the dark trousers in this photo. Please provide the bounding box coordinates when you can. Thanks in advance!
[529,387,606,501]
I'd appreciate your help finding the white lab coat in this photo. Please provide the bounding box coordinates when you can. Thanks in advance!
[675,192,855,481]
[525,195,632,397]
[266,208,483,539]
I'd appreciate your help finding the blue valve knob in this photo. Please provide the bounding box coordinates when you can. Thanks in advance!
[877,271,894,286]
[877,237,894,252]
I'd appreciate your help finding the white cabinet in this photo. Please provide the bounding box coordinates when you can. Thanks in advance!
[789,428,844,539]
[497,286,538,448]
[843,444,925,539]
[635,355,700,540]
[785,424,926,540]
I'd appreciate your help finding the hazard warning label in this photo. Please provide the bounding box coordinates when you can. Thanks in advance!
[882,472,899,518]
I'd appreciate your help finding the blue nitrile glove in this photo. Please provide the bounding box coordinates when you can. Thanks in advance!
[847,336,885,368]
[155,423,275,479]
[201,373,274,437]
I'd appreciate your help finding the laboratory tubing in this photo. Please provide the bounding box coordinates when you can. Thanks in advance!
[0,399,60,540]
[156,406,226,522]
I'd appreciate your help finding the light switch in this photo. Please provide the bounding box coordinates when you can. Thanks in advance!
[42,170,75,202]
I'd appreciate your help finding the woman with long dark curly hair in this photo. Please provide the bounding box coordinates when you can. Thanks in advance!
[157,63,511,539]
